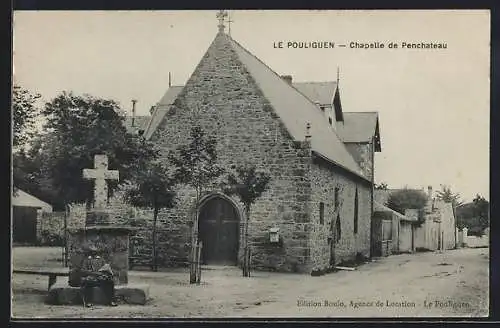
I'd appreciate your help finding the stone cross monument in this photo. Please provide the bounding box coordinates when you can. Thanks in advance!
[83,154,119,209]
[67,154,133,285]
[82,155,119,226]
[50,154,149,306]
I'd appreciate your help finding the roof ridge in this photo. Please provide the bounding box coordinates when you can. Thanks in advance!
[125,114,151,118]
[293,81,337,84]
[227,35,356,169]
[374,200,406,218]
[344,111,378,114]
[229,36,332,112]
[144,106,161,139]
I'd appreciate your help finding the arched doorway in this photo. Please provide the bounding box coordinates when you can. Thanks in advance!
[198,195,240,265]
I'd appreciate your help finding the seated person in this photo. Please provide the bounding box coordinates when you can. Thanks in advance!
[69,245,118,307]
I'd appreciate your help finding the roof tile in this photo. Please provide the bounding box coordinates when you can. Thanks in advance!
[228,36,365,179]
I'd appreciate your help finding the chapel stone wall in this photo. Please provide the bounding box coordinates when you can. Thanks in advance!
[344,142,374,182]
[309,162,372,272]
[144,32,315,273]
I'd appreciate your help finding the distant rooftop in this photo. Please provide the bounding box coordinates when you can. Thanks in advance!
[124,115,150,134]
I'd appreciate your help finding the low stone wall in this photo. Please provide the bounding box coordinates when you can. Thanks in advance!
[37,211,66,245]
[464,234,489,248]
[68,203,87,230]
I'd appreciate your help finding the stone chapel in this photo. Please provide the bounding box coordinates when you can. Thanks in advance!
[123,19,382,274]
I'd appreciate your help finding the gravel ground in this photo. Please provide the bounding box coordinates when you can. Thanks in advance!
[11,246,489,318]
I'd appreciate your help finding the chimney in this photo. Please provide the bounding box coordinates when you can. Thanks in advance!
[281,75,293,84]
[305,122,311,141]
[131,99,137,127]
[427,185,432,199]
[150,105,156,115]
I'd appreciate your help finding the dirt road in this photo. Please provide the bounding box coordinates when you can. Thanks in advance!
[11,247,488,318]
[236,248,489,317]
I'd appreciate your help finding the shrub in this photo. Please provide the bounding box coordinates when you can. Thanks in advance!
[39,231,65,246]
[387,189,428,215]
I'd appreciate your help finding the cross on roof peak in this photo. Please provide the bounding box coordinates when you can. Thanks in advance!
[216,10,228,33]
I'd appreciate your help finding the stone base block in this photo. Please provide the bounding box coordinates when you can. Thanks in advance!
[46,281,150,305]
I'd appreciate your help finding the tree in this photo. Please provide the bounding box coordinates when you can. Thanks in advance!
[456,195,489,236]
[12,85,42,197]
[386,189,428,218]
[472,195,489,234]
[436,184,463,208]
[224,164,271,277]
[169,125,224,283]
[29,91,149,210]
[375,182,388,190]
[12,85,41,150]
[123,138,176,271]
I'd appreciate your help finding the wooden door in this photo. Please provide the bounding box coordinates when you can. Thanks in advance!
[13,206,38,244]
[198,197,239,265]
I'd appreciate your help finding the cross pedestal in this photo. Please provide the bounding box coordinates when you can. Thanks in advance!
[68,226,131,284]
[58,225,149,305]
[68,155,134,286]
[52,154,148,306]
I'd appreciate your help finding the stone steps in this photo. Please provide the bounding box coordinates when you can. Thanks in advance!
[46,281,150,305]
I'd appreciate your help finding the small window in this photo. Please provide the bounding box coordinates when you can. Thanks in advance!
[320,106,325,112]
[334,187,340,210]
[319,202,325,225]
[336,214,342,243]
[354,186,359,234]
[328,117,333,125]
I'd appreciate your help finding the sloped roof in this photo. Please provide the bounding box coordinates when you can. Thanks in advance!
[374,189,392,205]
[124,115,150,134]
[292,81,337,106]
[336,112,379,143]
[158,85,183,107]
[292,83,381,150]
[146,32,366,180]
[227,36,365,180]
[374,200,406,220]
[12,189,52,212]
[375,188,430,207]
[144,86,183,140]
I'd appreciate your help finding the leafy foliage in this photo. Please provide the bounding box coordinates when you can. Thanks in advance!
[456,194,489,236]
[123,139,176,271]
[38,231,65,247]
[169,125,224,198]
[168,124,224,282]
[435,184,463,208]
[123,140,176,210]
[386,189,428,215]
[374,182,388,190]
[12,85,41,149]
[224,164,271,212]
[15,91,150,210]
[224,164,271,277]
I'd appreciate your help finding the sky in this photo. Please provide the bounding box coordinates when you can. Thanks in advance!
[13,10,490,202]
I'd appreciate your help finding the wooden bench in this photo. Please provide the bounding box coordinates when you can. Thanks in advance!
[13,267,70,291]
